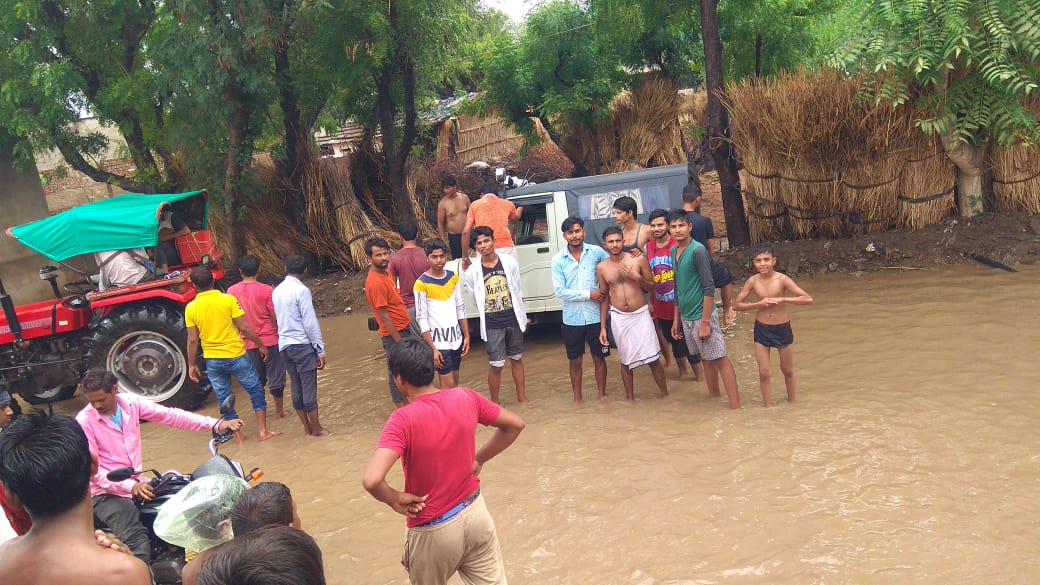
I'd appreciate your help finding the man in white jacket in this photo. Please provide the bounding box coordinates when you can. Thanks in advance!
[463,226,528,403]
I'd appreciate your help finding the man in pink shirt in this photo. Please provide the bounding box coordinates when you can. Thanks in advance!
[363,338,525,585]
[75,369,242,563]
[228,255,287,418]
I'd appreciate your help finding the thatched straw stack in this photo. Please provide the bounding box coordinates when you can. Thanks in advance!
[896,139,956,229]
[990,143,1040,212]
[840,88,917,232]
[728,78,786,242]
[990,98,1040,212]
[560,74,686,174]
[321,157,380,269]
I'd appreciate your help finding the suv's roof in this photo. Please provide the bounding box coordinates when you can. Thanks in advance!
[506,164,687,199]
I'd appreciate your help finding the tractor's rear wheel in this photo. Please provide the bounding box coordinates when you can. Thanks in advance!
[85,303,210,410]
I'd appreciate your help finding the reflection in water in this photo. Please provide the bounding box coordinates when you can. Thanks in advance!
[55,266,1038,584]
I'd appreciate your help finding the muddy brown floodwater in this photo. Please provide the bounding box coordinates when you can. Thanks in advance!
[54,265,1039,584]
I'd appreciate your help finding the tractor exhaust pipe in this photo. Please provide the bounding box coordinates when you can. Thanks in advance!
[0,277,22,342]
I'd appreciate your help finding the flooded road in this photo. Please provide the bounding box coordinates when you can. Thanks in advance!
[59,265,1039,584]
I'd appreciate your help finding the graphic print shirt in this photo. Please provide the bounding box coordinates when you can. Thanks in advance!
[482,260,515,329]
[646,238,678,321]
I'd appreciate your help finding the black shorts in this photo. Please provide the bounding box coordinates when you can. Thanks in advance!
[447,234,463,260]
[754,321,794,348]
[710,259,733,288]
[561,323,610,360]
[655,318,700,365]
[435,348,463,375]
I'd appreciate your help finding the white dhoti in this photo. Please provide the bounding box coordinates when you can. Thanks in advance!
[609,304,661,368]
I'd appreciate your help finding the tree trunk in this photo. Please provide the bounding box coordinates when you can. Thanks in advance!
[271,4,320,271]
[699,0,751,247]
[942,135,987,217]
[223,85,248,262]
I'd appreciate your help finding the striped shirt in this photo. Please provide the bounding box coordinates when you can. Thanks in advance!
[413,270,466,350]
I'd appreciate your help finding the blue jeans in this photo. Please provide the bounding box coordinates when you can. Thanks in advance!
[206,354,267,419]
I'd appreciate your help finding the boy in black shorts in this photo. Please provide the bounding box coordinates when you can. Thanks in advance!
[414,239,470,389]
[733,244,814,406]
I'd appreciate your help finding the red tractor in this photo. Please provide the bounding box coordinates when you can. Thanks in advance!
[1,190,222,411]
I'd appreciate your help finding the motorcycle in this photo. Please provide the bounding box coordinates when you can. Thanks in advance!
[101,396,262,584]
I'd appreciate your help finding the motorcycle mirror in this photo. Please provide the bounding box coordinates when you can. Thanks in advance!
[218,394,236,417]
[106,467,137,482]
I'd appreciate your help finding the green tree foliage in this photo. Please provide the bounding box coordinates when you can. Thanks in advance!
[322,0,489,220]
[592,0,701,84]
[0,0,170,191]
[478,0,626,173]
[859,0,1040,216]
[720,0,847,80]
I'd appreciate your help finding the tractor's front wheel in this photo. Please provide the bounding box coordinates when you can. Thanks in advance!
[85,303,210,410]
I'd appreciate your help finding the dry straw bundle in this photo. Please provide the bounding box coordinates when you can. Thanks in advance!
[990,97,1040,212]
[840,86,917,232]
[728,78,786,242]
[897,138,956,229]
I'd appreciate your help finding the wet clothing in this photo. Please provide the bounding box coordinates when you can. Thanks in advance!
[282,343,320,412]
[484,323,524,367]
[609,305,662,368]
[389,247,430,309]
[754,321,794,348]
[247,344,286,398]
[435,348,464,376]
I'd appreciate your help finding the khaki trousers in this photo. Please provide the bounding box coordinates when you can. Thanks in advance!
[402,495,507,585]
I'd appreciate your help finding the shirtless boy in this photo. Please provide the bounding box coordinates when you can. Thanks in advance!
[597,226,668,400]
[612,196,651,253]
[733,244,813,406]
[0,412,151,585]
[437,176,470,259]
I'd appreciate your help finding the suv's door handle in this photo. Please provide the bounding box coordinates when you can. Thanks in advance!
[536,247,550,253]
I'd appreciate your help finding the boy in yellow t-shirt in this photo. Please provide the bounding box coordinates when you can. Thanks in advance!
[185,266,280,442]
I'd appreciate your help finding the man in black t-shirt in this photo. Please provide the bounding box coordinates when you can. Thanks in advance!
[682,185,736,325]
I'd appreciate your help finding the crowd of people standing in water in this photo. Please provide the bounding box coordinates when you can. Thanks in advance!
[0,179,814,585]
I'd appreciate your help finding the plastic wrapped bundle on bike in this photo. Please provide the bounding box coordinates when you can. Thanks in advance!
[152,475,248,553]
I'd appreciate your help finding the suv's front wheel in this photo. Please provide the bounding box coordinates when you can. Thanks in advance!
[85,303,210,410]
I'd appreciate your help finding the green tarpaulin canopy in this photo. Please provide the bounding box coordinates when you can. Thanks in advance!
[6,191,208,262]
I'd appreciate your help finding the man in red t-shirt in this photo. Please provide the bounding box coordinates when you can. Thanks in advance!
[363,338,524,585]
[228,255,287,418]
[365,237,414,408]
[387,221,429,310]
[645,210,703,381]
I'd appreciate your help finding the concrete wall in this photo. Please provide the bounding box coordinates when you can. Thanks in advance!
[0,138,64,304]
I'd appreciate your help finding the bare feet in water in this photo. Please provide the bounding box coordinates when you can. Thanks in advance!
[310,429,332,437]
[258,430,283,441]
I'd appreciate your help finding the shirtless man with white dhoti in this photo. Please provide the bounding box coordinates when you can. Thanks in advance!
[596,226,668,400]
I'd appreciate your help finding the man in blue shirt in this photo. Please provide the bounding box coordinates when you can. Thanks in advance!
[272,255,328,436]
[551,216,611,402]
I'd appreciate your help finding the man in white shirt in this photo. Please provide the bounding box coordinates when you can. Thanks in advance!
[272,256,328,437]
[94,250,153,290]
